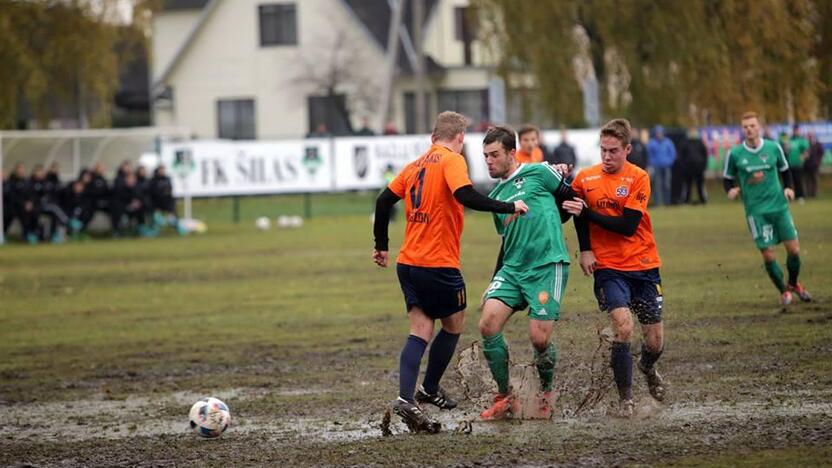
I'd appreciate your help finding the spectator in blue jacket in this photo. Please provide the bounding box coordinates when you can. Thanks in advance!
[647,125,676,206]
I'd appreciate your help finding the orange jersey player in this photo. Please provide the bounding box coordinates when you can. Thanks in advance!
[563,118,667,418]
[515,124,545,163]
[372,111,528,433]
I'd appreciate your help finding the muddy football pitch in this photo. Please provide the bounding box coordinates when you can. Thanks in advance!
[1,190,830,466]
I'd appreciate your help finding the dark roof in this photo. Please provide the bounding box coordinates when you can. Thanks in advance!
[163,0,209,11]
[342,0,444,75]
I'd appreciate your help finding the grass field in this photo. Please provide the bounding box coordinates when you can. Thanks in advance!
[1,183,831,466]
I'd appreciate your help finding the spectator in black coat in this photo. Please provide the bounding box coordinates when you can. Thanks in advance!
[804,132,824,198]
[8,163,39,243]
[111,172,148,237]
[627,127,648,169]
[551,128,577,168]
[59,179,91,236]
[679,128,709,204]
[149,165,178,229]
[30,165,69,242]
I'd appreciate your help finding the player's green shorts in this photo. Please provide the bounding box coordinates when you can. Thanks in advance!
[746,210,798,249]
[484,262,568,321]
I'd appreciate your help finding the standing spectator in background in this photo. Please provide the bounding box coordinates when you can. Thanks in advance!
[353,118,375,136]
[804,132,824,198]
[680,128,708,204]
[647,125,676,206]
[778,132,791,162]
[383,121,399,135]
[515,125,545,164]
[306,123,331,138]
[551,127,577,168]
[628,127,648,169]
[788,125,809,202]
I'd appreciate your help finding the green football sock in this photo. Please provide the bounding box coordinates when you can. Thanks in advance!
[534,341,557,392]
[764,260,787,293]
[482,332,510,395]
[786,254,801,287]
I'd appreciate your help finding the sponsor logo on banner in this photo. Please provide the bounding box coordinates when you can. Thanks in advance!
[303,147,322,175]
[353,145,369,179]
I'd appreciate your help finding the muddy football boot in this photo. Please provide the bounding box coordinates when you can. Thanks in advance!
[789,283,812,302]
[415,385,458,410]
[480,393,515,420]
[536,391,553,419]
[392,398,441,434]
[780,290,793,305]
[638,362,667,402]
[612,399,634,418]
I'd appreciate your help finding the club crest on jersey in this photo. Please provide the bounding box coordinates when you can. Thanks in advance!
[513,177,525,189]
[759,154,768,162]
[615,185,629,197]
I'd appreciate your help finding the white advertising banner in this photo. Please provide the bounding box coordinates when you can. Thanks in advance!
[161,139,333,197]
[332,135,431,190]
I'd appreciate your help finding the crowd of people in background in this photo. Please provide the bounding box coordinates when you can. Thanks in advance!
[538,124,825,207]
[2,161,181,244]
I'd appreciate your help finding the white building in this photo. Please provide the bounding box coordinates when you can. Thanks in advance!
[152,0,539,140]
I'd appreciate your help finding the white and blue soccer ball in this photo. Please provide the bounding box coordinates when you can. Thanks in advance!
[255,216,271,231]
[189,397,231,438]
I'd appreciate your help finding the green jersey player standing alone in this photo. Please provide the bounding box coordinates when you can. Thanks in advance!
[477,126,575,420]
[723,112,812,305]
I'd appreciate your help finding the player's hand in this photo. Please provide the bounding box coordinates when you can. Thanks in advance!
[513,200,529,214]
[562,197,586,216]
[784,188,795,201]
[579,250,597,276]
[727,187,741,200]
[372,249,389,268]
[551,163,573,177]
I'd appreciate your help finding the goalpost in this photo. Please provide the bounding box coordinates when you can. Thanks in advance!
[0,126,191,244]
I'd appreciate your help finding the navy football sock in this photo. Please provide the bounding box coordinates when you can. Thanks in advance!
[786,254,801,287]
[611,341,633,401]
[640,343,663,370]
[399,335,427,403]
[422,329,460,394]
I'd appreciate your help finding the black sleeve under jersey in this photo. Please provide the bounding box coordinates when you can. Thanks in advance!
[780,169,794,190]
[723,177,735,193]
[553,182,576,223]
[574,215,591,251]
[581,207,643,237]
[453,185,515,213]
[373,188,401,251]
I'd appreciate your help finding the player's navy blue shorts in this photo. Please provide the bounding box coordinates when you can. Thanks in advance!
[593,268,663,324]
[396,263,467,319]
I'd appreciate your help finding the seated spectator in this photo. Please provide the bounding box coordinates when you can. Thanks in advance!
[353,118,375,136]
[59,179,90,237]
[149,165,184,234]
[8,163,39,243]
[111,172,152,237]
[30,164,69,243]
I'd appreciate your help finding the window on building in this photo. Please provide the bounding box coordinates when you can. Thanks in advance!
[308,95,351,136]
[404,92,432,134]
[217,99,256,140]
[454,6,478,65]
[437,90,488,130]
[259,3,297,46]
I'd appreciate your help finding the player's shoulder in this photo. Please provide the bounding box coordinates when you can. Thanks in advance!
[624,161,649,180]
[574,164,603,183]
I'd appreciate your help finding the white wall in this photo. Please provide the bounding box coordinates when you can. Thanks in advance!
[153,0,387,139]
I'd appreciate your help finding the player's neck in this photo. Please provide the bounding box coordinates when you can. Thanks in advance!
[744,137,762,149]
[502,162,521,180]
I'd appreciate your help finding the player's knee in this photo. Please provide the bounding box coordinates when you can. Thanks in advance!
[530,333,549,351]
[760,248,776,262]
[611,311,634,341]
[479,316,500,337]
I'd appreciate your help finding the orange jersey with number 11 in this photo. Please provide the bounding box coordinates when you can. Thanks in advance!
[388,144,473,269]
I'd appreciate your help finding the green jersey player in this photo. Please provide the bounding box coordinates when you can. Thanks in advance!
[723,112,812,305]
[477,126,575,420]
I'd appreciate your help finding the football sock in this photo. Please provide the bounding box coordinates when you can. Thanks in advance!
[786,254,801,287]
[764,260,787,293]
[482,332,510,395]
[422,329,460,394]
[398,335,427,403]
[640,343,663,370]
[534,341,557,392]
[611,341,633,401]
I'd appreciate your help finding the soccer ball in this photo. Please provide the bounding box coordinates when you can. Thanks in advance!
[188,397,231,438]
[255,216,271,230]
[276,215,291,228]
[289,215,304,228]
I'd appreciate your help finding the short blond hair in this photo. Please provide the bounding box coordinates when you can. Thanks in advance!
[600,118,632,146]
[741,111,760,122]
[432,111,468,141]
